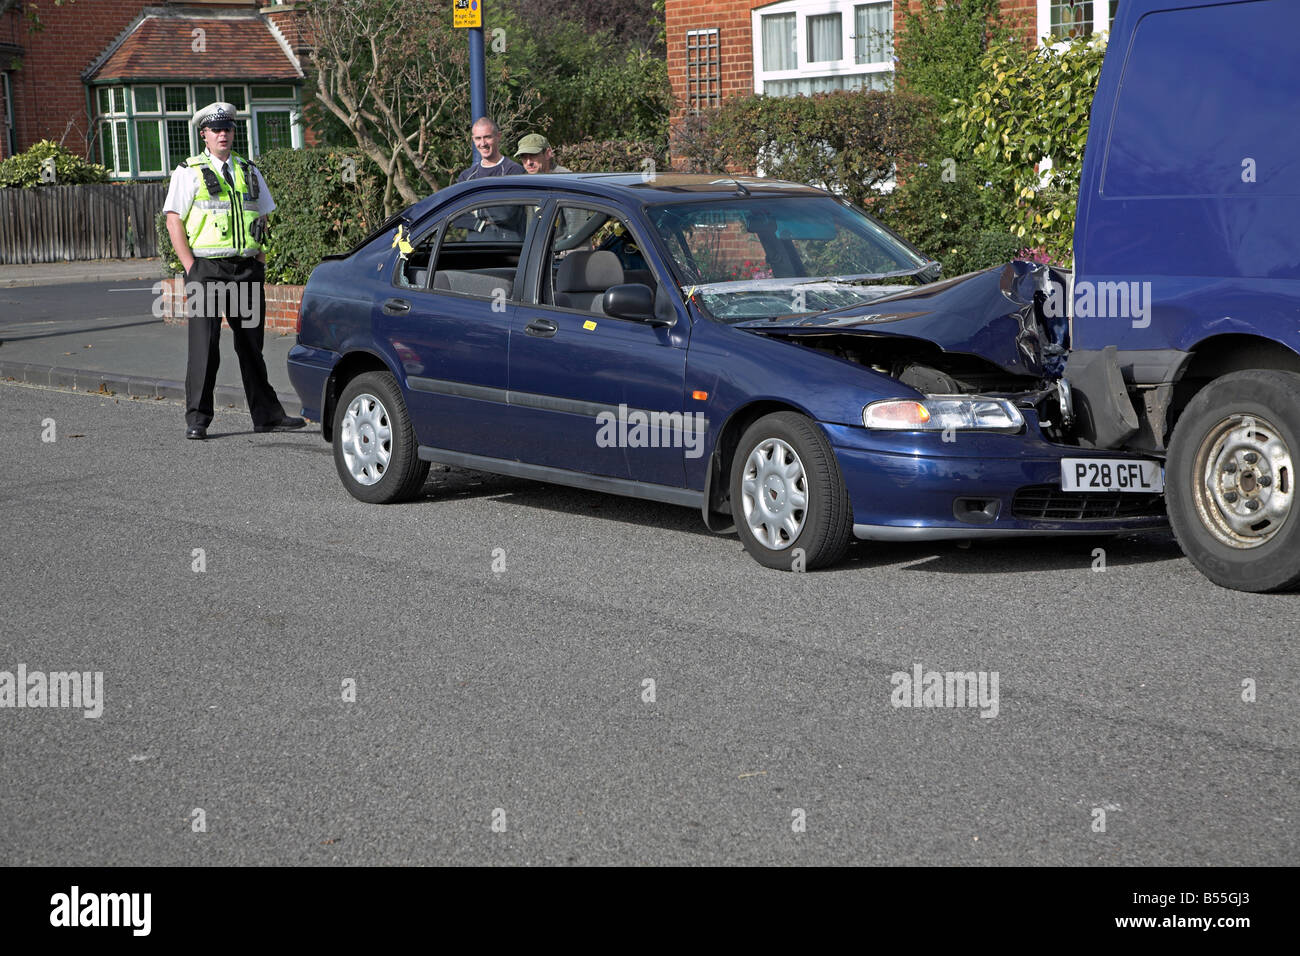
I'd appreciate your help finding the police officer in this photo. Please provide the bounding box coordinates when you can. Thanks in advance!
[164,101,305,440]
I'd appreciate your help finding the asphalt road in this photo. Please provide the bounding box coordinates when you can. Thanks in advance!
[0,279,161,331]
[1,382,1295,865]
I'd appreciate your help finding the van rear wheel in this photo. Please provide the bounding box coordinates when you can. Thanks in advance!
[1165,370,1300,591]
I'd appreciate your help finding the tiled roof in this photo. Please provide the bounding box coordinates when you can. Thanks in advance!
[87,14,301,83]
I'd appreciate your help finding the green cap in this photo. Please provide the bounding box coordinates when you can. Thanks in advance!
[516,133,551,156]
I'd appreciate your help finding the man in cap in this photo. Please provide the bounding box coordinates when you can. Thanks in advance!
[164,101,305,440]
[516,134,570,174]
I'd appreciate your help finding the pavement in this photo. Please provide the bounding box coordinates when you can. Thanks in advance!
[0,257,167,288]
[0,260,302,421]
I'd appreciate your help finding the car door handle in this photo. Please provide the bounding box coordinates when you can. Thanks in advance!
[525,318,558,337]
[382,298,411,315]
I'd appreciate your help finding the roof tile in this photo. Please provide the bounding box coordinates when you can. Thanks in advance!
[89,16,300,82]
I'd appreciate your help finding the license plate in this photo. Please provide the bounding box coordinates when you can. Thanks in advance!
[1061,458,1163,493]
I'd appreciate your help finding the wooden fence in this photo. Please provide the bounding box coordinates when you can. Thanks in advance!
[0,183,168,263]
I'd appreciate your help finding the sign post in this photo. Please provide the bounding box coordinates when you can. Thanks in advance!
[454,0,486,146]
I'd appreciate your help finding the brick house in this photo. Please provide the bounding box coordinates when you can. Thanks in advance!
[0,0,311,176]
[666,1,1122,125]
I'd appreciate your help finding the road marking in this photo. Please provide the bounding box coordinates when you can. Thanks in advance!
[108,288,157,292]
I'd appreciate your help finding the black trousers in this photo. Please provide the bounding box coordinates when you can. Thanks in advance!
[183,256,287,429]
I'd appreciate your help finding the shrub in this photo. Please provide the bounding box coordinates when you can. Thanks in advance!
[672,89,933,210]
[154,210,181,276]
[560,138,668,174]
[255,147,385,285]
[954,34,1107,262]
[0,140,109,187]
[870,162,1019,277]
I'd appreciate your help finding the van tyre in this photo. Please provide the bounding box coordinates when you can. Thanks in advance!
[333,371,429,504]
[730,412,853,570]
[1166,370,1300,592]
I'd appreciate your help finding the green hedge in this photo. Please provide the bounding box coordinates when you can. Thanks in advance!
[672,89,933,210]
[560,138,668,175]
[0,140,109,187]
[870,162,1019,278]
[257,147,385,285]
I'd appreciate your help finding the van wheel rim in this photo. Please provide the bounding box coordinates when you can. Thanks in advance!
[1194,414,1293,548]
[741,438,807,550]
[340,392,393,486]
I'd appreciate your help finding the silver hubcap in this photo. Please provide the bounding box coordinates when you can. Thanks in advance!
[741,437,808,550]
[1193,414,1293,548]
[340,392,393,485]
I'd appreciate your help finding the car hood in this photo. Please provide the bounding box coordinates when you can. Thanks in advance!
[733,262,1070,380]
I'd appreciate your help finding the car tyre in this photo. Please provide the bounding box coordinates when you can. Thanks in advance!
[730,412,853,570]
[1165,369,1300,592]
[332,371,429,504]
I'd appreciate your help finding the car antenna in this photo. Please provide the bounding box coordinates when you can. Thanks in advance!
[731,179,751,196]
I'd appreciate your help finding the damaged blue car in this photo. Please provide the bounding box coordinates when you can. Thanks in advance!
[287,174,1166,570]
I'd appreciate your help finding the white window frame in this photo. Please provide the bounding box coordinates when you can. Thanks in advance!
[1037,0,1120,45]
[751,0,893,96]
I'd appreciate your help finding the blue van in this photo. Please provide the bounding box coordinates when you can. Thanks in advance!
[1068,0,1300,591]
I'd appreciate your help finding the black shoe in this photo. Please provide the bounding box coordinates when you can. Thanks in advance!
[253,416,307,433]
[186,426,207,440]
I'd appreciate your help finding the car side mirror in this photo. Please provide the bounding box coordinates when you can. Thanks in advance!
[603,283,670,325]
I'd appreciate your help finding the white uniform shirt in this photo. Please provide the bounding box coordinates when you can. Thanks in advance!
[163,149,277,219]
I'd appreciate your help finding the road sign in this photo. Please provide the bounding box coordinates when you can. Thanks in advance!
[453,0,482,29]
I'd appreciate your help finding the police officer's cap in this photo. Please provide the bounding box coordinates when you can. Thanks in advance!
[195,102,238,132]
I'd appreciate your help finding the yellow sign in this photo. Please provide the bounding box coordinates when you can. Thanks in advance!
[453,0,482,29]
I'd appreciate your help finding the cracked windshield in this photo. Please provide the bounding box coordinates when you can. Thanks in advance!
[648,196,931,322]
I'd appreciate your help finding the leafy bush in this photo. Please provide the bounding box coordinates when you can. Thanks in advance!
[560,138,667,174]
[672,89,933,210]
[0,139,109,187]
[870,162,1019,277]
[256,147,385,285]
[154,210,181,276]
[490,5,670,146]
[894,0,1012,155]
[954,34,1107,262]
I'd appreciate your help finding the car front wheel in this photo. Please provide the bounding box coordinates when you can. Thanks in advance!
[332,371,429,504]
[730,412,853,570]
[1165,369,1300,592]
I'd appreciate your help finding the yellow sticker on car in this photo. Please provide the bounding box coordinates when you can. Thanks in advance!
[583,319,597,330]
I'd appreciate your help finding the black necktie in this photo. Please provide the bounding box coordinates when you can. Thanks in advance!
[222,162,235,191]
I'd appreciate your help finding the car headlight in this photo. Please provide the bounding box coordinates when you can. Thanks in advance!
[863,396,1025,432]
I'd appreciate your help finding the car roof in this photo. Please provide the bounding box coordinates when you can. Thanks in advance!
[403,173,830,222]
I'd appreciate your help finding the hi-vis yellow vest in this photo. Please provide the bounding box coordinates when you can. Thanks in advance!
[183,153,263,258]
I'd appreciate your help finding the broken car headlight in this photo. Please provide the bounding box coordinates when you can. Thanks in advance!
[863,396,1025,433]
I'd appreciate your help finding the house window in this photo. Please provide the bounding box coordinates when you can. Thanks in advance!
[92,82,300,177]
[807,13,842,62]
[854,2,891,64]
[1043,1,1121,40]
[685,28,721,113]
[753,1,893,97]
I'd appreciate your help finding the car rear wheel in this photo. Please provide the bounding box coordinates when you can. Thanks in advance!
[1165,369,1300,592]
[730,412,853,570]
[333,371,429,504]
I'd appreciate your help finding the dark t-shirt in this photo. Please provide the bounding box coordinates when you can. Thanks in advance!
[456,157,525,182]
